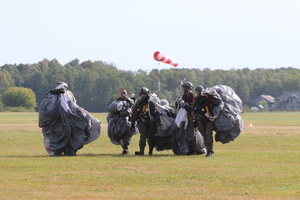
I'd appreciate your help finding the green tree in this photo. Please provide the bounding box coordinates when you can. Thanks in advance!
[0,70,14,94]
[2,87,37,110]
[2,59,300,112]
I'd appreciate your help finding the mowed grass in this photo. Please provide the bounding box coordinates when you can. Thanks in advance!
[0,112,299,200]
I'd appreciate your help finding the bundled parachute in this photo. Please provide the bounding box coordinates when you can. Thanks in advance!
[204,85,243,144]
[148,95,174,151]
[38,83,101,156]
[107,100,138,146]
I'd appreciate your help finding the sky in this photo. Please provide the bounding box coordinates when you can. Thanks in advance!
[0,0,299,71]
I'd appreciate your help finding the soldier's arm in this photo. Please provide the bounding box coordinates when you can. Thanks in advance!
[124,96,133,108]
[211,99,220,106]
[128,98,134,108]
[209,93,220,106]
[149,101,161,126]
[183,103,192,113]
[191,99,196,117]
[149,101,158,117]
[131,103,138,122]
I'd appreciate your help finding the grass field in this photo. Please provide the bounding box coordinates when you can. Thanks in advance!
[0,112,299,200]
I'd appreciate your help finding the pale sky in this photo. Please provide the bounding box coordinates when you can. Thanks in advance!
[1,0,299,71]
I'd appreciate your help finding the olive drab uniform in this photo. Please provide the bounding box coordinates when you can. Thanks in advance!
[131,95,161,155]
[192,91,220,156]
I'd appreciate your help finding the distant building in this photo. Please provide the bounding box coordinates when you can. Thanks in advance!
[250,95,275,110]
[273,91,300,111]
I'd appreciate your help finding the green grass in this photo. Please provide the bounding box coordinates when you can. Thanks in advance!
[242,111,300,126]
[0,112,299,199]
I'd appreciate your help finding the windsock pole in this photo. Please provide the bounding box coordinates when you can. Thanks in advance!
[158,62,161,98]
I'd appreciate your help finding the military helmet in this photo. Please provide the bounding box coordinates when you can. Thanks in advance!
[182,81,193,90]
[139,87,149,96]
[195,85,204,94]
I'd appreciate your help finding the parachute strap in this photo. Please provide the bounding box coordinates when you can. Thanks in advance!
[205,106,212,118]
[142,104,148,112]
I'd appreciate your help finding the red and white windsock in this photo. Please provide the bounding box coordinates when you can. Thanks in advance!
[153,51,178,67]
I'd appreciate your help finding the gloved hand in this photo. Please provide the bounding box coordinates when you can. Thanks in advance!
[209,116,216,121]
[156,121,162,127]
[183,103,192,112]
[183,103,189,110]
[179,100,185,108]
[205,113,216,121]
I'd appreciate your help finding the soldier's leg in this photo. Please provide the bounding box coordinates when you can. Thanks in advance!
[147,122,157,155]
[135,123,148,155]
[121,141,130,155]
[121,130,133,154]
[205,120,215,157]
[187,132,198,155]
[138,124,148,147]
[64,144,77,156]
[186,117,197,155]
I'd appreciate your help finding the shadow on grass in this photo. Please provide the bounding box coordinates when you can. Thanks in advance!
[0,154,178,158]
[0,155,49,158]
[77,153,177,158]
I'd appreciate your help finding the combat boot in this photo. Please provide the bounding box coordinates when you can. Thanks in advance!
[52,150,63,156]
[64,145,77,156]
[205,151,214,157]
[197,150,206,155]
[148,150,153,155]
[148,146,154,155]
[122,144,129,155]
[122,148,129,155]
[135,146,145,156]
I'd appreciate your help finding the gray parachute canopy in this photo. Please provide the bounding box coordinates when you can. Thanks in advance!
[172,108,206,155]
[141,96,174,151]
[205,85,243,144]
[154,103,175,151]
[107,100,137,146]
[38,89,101,156]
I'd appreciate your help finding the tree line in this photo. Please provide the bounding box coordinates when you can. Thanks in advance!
[0,58,300,112]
